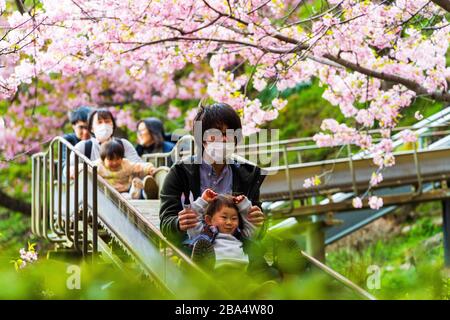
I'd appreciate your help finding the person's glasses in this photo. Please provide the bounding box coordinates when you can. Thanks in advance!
[75,125,88,131]
[205,131,233,142]
[138,129,149,136]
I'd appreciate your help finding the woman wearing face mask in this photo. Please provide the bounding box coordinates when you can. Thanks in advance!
[69,109,164,199]
[69,109,144,181]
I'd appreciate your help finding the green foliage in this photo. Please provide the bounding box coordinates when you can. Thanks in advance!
[0,251,363,299]
[0,159,32,201]
[0,210,33,255]
[264,79,340,139]
[327,202,449,300]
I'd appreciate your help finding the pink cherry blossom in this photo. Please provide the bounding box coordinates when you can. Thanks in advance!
[0,0,447,207]
[303,176,321,188]
[370,172,384,187]
[352,197,363,209]
[400,129,418,144]
[368,196,384,210]
[168,105,182,120]
[272,98,287,110]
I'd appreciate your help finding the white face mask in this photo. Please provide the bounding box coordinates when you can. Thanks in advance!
[204,142,235,163]
[93,124,113,143]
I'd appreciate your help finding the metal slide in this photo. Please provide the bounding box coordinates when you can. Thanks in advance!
[31,136,375,299]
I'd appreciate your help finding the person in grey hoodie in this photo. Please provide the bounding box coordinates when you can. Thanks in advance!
[186,188,257,269]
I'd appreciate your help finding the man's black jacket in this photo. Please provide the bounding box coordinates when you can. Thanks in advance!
[159,156,266,246]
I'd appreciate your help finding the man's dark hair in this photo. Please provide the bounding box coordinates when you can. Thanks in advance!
[69,106,92,125]
[193,103,243,157]
[99,138,124,161]
[88,108,117,135]
[205,194,243,230]
[194,103,242,139]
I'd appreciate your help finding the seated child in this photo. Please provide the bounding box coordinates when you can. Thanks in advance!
[187,188,257,269]
[94,139,158,199]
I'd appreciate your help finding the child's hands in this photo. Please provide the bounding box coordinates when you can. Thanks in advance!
[147,166,156,176]
[69,164,83,179]
[202,188,217,202]
[233,195,245,204]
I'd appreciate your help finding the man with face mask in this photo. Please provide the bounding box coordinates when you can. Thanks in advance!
[159,103,275,279]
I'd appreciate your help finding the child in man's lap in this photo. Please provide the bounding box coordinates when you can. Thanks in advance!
[187,188,257,269]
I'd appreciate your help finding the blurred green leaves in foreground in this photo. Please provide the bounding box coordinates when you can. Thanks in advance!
[0,201,449,300]
[0,254,364,300]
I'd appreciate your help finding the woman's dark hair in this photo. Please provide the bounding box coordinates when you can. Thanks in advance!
[88,108,117,135]
[99,138,124,161]
[205,194,243,230]
[136,117,167,148]
[69,106,91,125]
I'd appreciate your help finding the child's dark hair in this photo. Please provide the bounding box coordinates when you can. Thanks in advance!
[205,194,243,230]
[100,139,124,161]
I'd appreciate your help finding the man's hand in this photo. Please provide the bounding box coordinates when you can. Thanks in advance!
[177,208,199,231]
[247,206,265,227]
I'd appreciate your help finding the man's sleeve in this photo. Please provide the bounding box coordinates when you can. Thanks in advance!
[159,166,185,245]
[251,188,262,208]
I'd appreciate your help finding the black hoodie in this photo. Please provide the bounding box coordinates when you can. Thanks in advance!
[159,156,266,246]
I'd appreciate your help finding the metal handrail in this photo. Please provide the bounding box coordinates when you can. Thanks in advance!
[32,136,98,258]
[31,136,208,294]
[142,135,196,166]
[140,126,450,173]
[139,107,450,170]
[301,250,376,300]
[236,122,450,150]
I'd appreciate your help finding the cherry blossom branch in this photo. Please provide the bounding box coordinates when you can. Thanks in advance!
[163,14,221,35]
[323,53,450,102]
[280,0,307,24]
[70,0,99,22]
[248,0,272,14]
[202,0,309,49]
[119,37,296,55]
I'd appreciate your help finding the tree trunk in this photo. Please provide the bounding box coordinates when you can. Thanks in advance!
[0,188,31,215]
[431,0,450,13]
[14,0,25,14]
